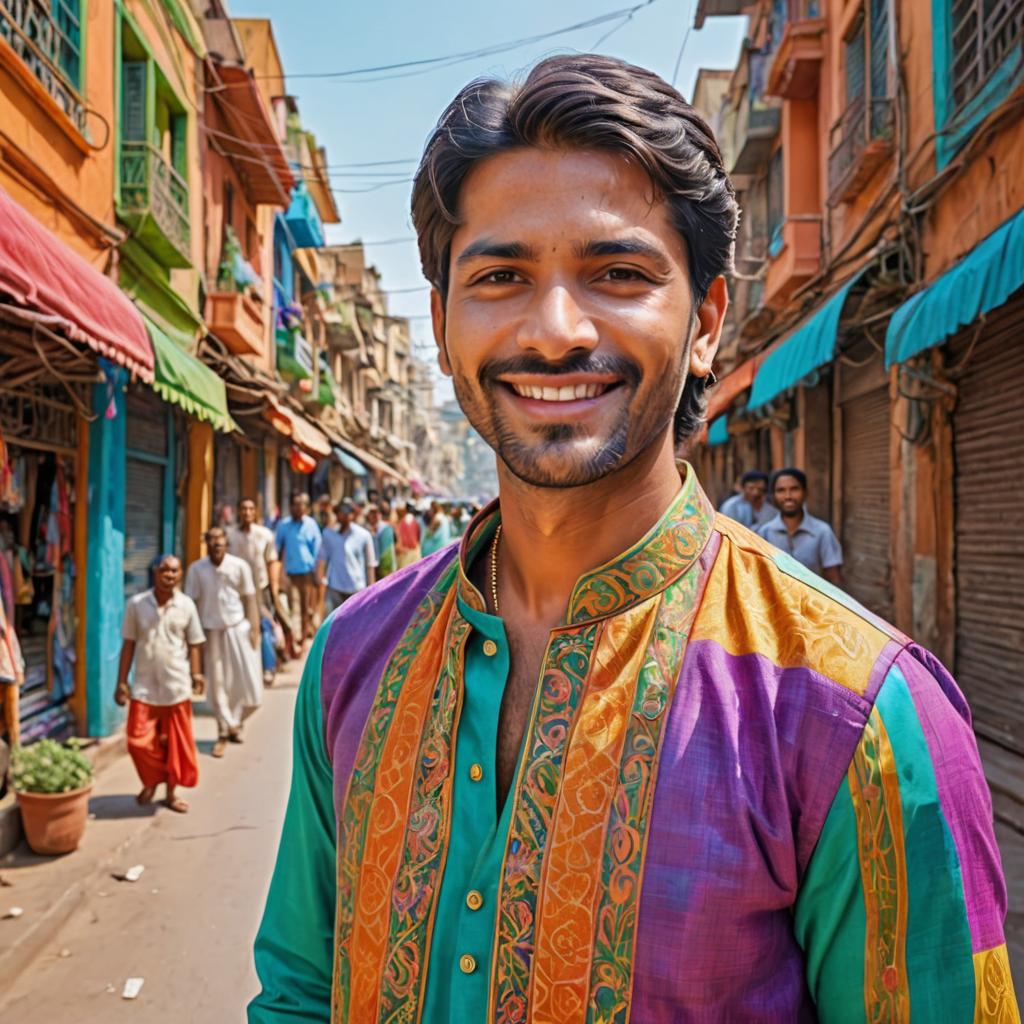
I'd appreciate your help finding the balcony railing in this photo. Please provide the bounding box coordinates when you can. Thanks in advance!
[0,0,85,132]
[951,0,1023,113]
[120,141,191,267]
[827,96,895,203]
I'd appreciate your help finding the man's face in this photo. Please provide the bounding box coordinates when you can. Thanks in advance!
[291,497,308,520]
[367,508,380,528]
[336,510,351,531]
[742,480,766,505]
[206,529,227,562]
[773,476,806,516]
[239,500,257,526]
[433,148,725,489]
[155,557,182,591]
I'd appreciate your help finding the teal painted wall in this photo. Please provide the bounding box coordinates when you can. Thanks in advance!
[85,365,127,737]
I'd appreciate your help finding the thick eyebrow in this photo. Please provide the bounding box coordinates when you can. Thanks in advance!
[454,239,540,266]
[574,238,674,273]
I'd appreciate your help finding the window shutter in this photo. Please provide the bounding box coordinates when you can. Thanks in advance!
[845,16,866,102]
[869,0,889,102]
[122,61,147,142]
[171,114,187,176]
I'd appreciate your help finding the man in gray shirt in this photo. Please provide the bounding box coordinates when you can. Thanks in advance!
[316,500,378,615]
[719,470,775,529]
[757,467,843,586]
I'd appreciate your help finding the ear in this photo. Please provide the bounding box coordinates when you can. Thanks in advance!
[689,274,729,378]
[431,289,452,377]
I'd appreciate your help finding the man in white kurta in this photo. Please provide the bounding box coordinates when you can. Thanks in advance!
[185,527,262,758]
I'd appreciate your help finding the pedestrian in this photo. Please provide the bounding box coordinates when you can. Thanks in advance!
[185,527,262,759]
[274,491,321,646]
[227,498,282,685]
[719,469,775,528]
[757,467,844,586]
[250,54,1015,1022]
[115,554,204,813]
[394,500,421,568]
[366,504,396,578]
[315,500,377,616]
[421,499,452,556]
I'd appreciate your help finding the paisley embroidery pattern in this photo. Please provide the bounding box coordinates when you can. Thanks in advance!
[332,560,459,1023]
[848,708,910,1023]
[973,945,1020,1023]
[490,624,600,1024]
[377,613,472,1020]
[587,569,705,1024]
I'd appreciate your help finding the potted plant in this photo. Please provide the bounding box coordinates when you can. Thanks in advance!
[11,738,93,855]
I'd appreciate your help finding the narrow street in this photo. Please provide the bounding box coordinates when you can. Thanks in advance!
[0,661,300,1022]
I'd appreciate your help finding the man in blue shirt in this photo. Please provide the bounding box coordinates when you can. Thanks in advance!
[719,470,775,528]
[316,500,377,615]
[274,492,322,646]
[756,468,844,585]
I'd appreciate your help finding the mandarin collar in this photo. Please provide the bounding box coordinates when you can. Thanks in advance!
[456,463,715,626]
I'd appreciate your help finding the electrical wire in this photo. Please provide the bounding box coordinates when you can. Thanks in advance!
[670,2,694,87]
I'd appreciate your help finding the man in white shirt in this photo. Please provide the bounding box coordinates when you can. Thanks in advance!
[116,554,205,813]
[185,527,263,758]
[227,498,282,685]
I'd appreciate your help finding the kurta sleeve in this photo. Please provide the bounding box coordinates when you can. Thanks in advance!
[248,622,336,1022]
[794,646,1019,1023]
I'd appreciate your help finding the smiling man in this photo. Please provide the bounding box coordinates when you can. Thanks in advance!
[250,56,1016,1023]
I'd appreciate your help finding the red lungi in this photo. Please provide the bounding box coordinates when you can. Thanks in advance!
[126,699,199,789]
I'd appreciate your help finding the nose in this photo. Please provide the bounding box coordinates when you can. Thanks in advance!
[515,283,598,361]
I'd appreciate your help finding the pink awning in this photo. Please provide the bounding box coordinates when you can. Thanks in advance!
[0,187,153,381]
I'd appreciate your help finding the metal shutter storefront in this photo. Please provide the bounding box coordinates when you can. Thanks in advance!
[125,392,167,597]
[838,341,893,621]
[952,294,1024,755]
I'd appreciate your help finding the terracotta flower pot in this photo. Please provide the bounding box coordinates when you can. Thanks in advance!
[16,784,92,855]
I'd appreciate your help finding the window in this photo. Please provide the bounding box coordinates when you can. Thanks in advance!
[767,149,785,257]
[950,0,1023,112]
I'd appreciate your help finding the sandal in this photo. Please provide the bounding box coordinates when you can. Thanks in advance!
[164,796,189,813]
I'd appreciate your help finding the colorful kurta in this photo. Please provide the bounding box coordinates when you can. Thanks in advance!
[249,468,1018,1023]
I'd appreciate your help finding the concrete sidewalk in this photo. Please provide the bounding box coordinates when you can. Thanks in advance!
[0,660,300,1020]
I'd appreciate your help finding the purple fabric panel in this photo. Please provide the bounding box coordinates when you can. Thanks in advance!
[320,546,456,816]
[898,644,1008,952]
[864,638,905,704]
[631,641,872,1022]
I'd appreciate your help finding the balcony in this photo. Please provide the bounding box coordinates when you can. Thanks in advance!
[119,142,192,268]
[0,0,85,134]
[206,291,266,357]
[766,16,825,100]
[731,98,781,176]
[828,97,895,205]
[764,216,822,306]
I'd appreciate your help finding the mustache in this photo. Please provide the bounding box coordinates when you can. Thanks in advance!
[478,352,642,388]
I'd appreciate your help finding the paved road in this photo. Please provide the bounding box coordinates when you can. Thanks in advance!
[0,663,299,1023]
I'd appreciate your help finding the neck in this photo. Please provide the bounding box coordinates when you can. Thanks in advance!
[495,431,681,623]
[154,586,173,605]
[210,554,225,566]
[749,496,762,511]
[782,508,805,531]
[240,522,252,532]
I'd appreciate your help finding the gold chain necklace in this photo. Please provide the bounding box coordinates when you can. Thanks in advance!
[489,523,502,615]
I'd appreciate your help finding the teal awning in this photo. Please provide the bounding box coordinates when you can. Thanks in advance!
[748,270,866,411]
[147,318,238,434]
[333,446,368,477]
[885,207,1024,368]
[707,415,729,446]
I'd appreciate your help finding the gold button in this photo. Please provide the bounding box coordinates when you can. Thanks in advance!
[469,763,483,782]
[459,953,477,974]
[466,890,483,911]
[482,639,498,657]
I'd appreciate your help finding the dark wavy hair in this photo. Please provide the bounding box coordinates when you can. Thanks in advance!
[411,54,738,442]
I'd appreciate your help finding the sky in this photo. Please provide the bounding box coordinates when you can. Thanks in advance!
[230,0,748,392]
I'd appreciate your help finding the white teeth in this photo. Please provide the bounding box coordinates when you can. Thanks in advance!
[510,382,609,401]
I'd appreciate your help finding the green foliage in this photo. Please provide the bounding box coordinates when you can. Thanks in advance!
[12,738,93,795]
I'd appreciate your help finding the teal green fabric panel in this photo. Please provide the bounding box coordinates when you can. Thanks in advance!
[885,207,1024,367]
[421,595,516,1023]
[874,666,976,1019]
[748,270,865,410]
[249,622,336,1023]
[85,367,127,737]
[333,446,368,477]
[794,769,867,1023]
[147,317,238,433]
[707,415,728,446]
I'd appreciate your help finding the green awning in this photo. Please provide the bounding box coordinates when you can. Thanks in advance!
[748,270,866,411]
[707,415,729,446]
[333,446,368,477]
[885,207,1024,368]
[147,318,238,434]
